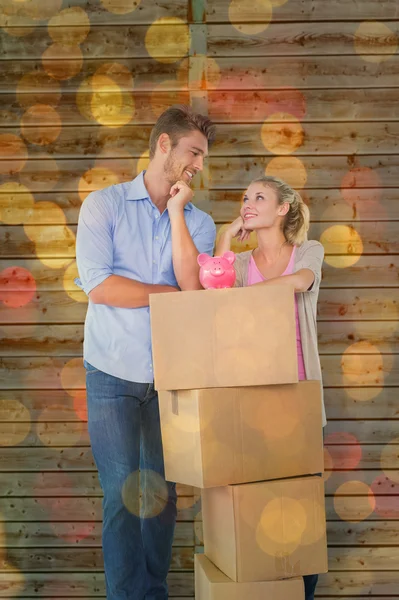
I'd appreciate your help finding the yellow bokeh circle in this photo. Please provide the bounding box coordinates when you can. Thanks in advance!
[78,167,120,202]
[63,261,88,304]
[77,74,135,127]
[320,225,363,268]
[21,104,62,146]
[136,150,150,175]
[256,497,307,556]
[261,113,304,155]
[145,18,190,64]
[0,182,34,225]
[24,224,76,268]
[354,21,398,63]
[228,0,273,35]
[60,358,86,392]
[48,7,90,45]
[265,156,307,189]
[42,44,83,80]
[122,469,169,518]
[0,400,31,446]
[333,481,375,522]
[24,200,66,225]
[341,342,385,387]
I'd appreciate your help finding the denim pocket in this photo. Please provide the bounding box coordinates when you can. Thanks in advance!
[84,360,100,375]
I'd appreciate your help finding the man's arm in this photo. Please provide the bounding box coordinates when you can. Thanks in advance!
[89,275,179,308]
[76,191,179,308]
[168,181,216,291]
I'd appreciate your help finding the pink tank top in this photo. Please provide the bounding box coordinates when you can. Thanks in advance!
[247,246,306,380]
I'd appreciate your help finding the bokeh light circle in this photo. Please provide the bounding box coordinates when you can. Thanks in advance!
[21,104,62,145]
[0,400,31,446]
[320,225,363,268]
[48,7,90,45]
[23,0,63,21]
[78,167,120,202]
[145,18,190,64]
[24,224,76,268]
[354,21,398,63]
[42,44,83,80]
[265,156,307,189]
[25,200,66,225]
[60,358,86,392]
[63,261,88,303]
[136,150,150,175]
[72,390,88,421]
[122,469,169,518]
[228,0,273,35]
[333,481,375,522]
[341,342,385,387]
[256,497,307,556]
[261,113,304,155]
[0,182,34,224]
[0,266,36,308]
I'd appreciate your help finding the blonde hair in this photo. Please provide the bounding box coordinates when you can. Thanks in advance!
[250,175,310,245]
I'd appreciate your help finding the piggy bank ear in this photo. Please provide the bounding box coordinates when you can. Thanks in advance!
[197,253,210,267]
[223,251,236,265]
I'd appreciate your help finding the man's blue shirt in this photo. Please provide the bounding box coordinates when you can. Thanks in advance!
[75,171,216,382]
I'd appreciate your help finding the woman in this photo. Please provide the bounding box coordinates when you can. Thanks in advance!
[216,175,326,600]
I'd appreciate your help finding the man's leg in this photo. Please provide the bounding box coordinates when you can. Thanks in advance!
[85,362,149,600]
[140,386,178,600]
[303,574,319,600]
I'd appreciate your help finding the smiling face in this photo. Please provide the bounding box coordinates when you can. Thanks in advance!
[162,129,208,186]
[240,182,289,230]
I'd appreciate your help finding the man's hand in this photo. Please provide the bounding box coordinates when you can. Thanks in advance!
[167,180,194,215]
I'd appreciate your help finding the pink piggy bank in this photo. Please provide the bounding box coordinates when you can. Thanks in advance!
[197,251,236,289]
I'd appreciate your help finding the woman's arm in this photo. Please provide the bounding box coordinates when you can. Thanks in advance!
[253,268,315,293]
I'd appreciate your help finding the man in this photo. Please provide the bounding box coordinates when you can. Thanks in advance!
[75,105,216,600]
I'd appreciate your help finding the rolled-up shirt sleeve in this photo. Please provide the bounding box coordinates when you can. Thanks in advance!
[294,241,325,291]
[76,191,115,295]
[192,213,216,256]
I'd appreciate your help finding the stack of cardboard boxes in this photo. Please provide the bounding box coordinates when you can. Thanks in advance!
[150,284,328,599]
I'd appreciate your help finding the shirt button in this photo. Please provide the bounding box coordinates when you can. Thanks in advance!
[155,236,159,240]
[153,260,156,264]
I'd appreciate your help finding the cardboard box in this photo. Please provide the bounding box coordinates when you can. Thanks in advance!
[150,285,298,391]
[202,475,328,582]
[159,381,323,488]
[195,553,304,600]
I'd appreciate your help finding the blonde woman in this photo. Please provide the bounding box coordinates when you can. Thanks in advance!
[216,175,326,600]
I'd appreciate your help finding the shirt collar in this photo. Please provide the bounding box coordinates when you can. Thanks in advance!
[126,170,193,211]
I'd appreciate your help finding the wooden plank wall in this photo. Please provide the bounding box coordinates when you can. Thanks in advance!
[0,0,398,597]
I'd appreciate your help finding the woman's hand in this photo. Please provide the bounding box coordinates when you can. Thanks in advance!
[227,216,252,243]
[216,216,252,255]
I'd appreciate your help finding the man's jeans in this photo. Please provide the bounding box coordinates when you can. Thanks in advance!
[304,573,319,600]
[85,362,177,600]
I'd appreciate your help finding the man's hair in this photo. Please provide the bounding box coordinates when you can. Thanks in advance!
[149,105,216,159]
